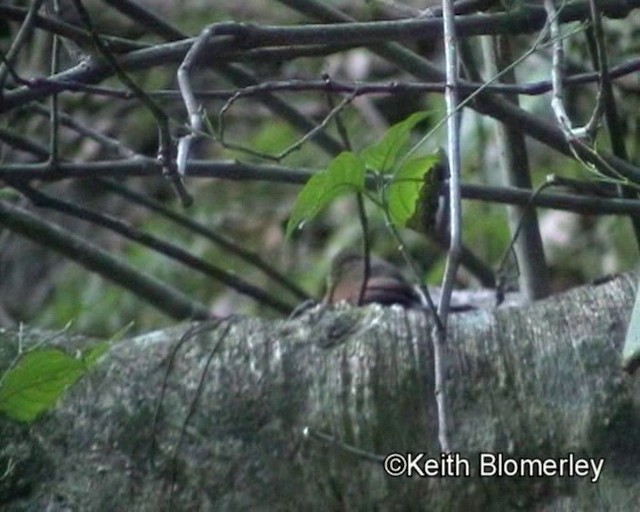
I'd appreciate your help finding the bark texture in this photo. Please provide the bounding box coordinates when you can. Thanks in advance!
[1,273,639,511]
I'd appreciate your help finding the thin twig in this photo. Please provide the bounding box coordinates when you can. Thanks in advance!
[0,0,46,90]
[584,0,640,249]
[67,0,191,206]
[219,88,356,162]
[29,103,140,158]
[48,0,63,166]
[324,84,373,306]
[433,0,461,455]
[481,35,550,301]
[545,0,603,141]
[156,58,640,100]
[177,23,240,175]
[149,321,221,467]
[168,320,232,508]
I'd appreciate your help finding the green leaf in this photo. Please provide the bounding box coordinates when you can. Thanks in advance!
[0,343,107,423]
[286,152,365,238]
[83,340,110,367]
[361,111,430,173]
[387,154,441,231]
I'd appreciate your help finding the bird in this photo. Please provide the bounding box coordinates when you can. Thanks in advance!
[323,250,420,307]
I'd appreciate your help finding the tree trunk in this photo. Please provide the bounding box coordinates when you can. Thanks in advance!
[1,273,638,510]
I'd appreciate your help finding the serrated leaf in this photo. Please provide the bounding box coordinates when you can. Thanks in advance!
[361,111,430,173]
[387,154,441,231]
[286,152,365,238]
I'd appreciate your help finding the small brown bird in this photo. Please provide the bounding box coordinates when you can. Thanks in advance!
[324,250,419,307]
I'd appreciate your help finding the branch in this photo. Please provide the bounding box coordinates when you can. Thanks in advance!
[0,0,45,90]
[67,0,191,206]
[96,179,310,302]
[4,3,640,189]
[2,159,640,214]
[12,185,295,315]
[481,36,550,301]
[0,200,212,320]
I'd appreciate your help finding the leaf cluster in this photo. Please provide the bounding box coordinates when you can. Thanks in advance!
[286,111,441,239]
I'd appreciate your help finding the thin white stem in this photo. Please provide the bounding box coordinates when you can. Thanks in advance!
[177,23,239,175]
[545,0,602,141]
[439,0,462,325]
[434,0,462,455]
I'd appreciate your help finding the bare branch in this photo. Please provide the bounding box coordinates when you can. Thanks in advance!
[0,200,212,320]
